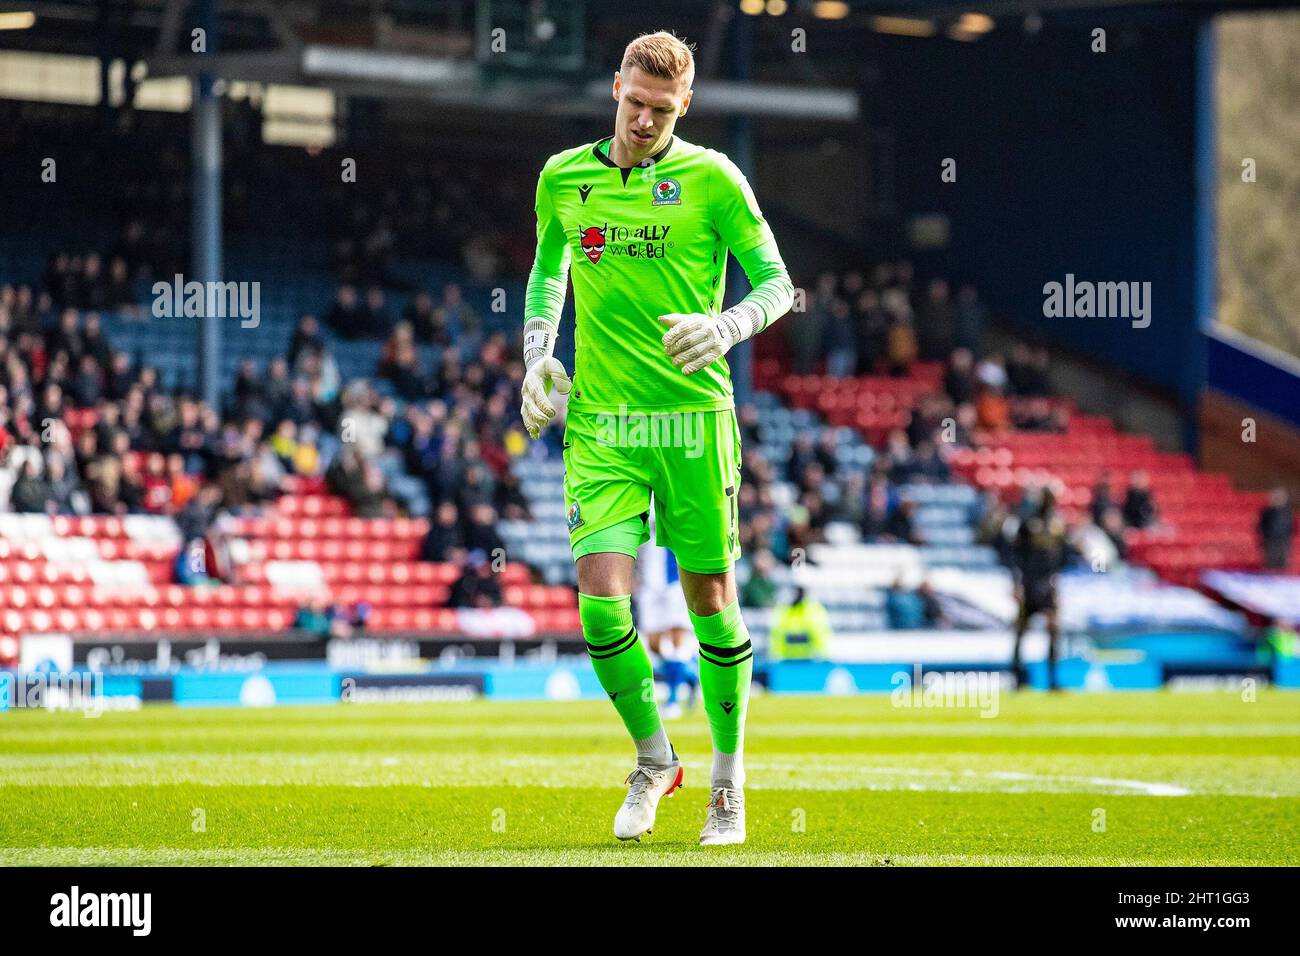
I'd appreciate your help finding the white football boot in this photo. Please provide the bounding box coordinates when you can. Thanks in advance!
[613,751,684,842]
[699,787,746,846]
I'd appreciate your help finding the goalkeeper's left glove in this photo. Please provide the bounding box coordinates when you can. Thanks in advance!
[659,304,763,376]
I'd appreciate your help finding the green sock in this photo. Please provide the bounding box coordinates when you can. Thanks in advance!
[691,600,753,757]
[579,593,662,742]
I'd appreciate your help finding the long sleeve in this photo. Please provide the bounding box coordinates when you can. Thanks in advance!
[710,153,794,333]
[731,233,795,334]
[523,165,571,329]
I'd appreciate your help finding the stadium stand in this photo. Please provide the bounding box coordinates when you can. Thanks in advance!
[1,102,1295,672]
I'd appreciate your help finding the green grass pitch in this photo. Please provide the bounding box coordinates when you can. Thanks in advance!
[1,691,1297,866]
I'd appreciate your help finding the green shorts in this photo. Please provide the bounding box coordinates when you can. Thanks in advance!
[562,406,742,574]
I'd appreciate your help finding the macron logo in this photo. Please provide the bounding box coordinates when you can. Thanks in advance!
[50,886,152,937]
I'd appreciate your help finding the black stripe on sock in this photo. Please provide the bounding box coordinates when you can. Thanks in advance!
[697,638,752,659]
[586,628,639,660]
[699,650,753,668]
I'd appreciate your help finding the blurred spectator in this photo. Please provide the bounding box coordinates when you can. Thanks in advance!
[338,382,388,459]
[46,454,85,514]
[1100,506,1129,560]
[786,433,818,483]
[824,297,856,378]
[10,457,48,513]
[884,310,917,376]
[1264,618,1298,659]
[1259,487,1295,570]
[861,473,898,541]
[1122,470,1158,530]
[767,587,832,659]
[885,576,939,629]
[404,292,442,346]
[917,278,956,360]
[287,314,326,368]
[106,258,134,307]
[330,457,389,518]
[740,550,779,608]
[1006,344,1052,397]
[911,439,951,483]
[853,288,890,376]
[886,499,924,545]
[379,321,427,401]
[1090,470,1116,525]
[1072,514,1120,572]
[1014,396,1066,433]
[303,600,372,639]
[975,489,1015,565]
[263,357,293,414]
[449,549,503,608]
[326,285,367,339]
[435,283,480,344]
[880,429,918,484]
[1010,487,1069,690]
[294,595,333,638]
[421,501,466,563]
[955,284,987,351]
[174,537,217,586]
[975,381,1011,431]
[464,502,506,556]
[944,347,976,406]
[82,313,113,369]
[46,309,82,362]
[493,471,532,521]
[364,286,391,334]
[789,272,834,374]
[784,502,818,559]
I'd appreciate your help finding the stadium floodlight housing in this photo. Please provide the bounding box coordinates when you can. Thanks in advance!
[0,11,35,31]
[580,77,859,121]
[301,46,477,86]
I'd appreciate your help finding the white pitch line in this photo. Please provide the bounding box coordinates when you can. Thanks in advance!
[0,754,1200,796]
[976,770,1192,797]
[746,762,1195,796]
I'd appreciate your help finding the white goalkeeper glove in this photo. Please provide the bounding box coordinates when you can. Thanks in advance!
[659,304,762,376]
[521,318,571,440]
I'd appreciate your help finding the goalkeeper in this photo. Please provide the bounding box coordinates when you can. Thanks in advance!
[520,30,794,846]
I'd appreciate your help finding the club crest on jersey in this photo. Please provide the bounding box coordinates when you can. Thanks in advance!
[651,177,681,206]
[579,226,606,265]
[566,501,584,530]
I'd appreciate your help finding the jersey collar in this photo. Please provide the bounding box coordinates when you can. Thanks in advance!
[593,135,674,173]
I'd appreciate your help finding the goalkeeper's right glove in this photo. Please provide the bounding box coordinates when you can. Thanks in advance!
[520,318,571,440]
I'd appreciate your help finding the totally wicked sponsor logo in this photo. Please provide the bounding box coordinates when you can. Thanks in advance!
[578,223,674,263]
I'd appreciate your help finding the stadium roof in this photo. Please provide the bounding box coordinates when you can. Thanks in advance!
[0,0,1295,120]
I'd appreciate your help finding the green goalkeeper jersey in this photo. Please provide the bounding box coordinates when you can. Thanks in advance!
[526,135,782,414]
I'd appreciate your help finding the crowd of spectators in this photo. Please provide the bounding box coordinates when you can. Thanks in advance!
[786,262,988,376]
[0,266,535,605]
[737,266,1073,601]
[326,281,484,352]
[324,157,530,288]
[742,263,1237,625]
[3,231,1295,635]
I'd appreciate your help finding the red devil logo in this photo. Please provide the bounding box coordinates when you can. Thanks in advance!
[580,226,606,265]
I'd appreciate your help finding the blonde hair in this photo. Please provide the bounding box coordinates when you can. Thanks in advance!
[621,31,695,87]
